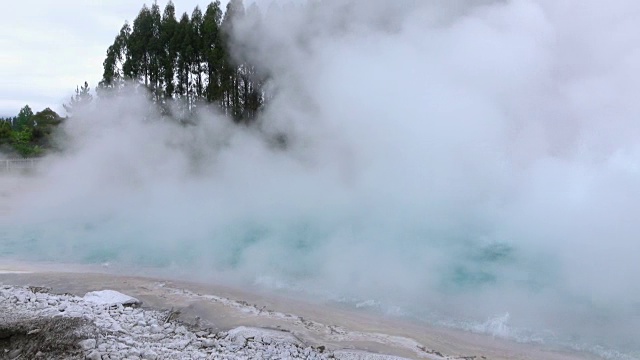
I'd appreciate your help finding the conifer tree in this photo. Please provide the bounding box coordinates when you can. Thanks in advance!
[203,1,224,104]
[99,0,266,123]
[10,105,36,156]
[221,0,245,121]
[100,23,131,93]
[239,3,265,122]
[149,2,163,102]
[174,12,192,106]
[190,7,205,102]
[127,5,154,85]
[14,105,34,131]
[64,82,93,116]
[161,1,178,101]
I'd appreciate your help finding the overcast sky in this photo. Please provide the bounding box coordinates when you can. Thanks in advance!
[0,0,231,117]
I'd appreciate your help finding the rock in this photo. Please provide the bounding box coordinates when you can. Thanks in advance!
[167,338,191,350]
[36,302,48,309]
[201,339,216,348]
[83,290,142,307]
[141,350,158,360]
[0,285,350,360]
[7,349,21,359]
[150,324,162,333]
[79,338,97,350]
[128,349,141,357]
[86,350,102,360]
[149,334,165,341]
[201,339,217,348]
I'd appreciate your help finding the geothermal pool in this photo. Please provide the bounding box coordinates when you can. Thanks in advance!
[3,1,640,358]
[1,167,639,360]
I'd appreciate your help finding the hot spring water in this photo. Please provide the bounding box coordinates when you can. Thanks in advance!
[2,185,639,359]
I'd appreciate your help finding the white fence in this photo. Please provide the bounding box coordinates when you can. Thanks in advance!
[1,158,41,172]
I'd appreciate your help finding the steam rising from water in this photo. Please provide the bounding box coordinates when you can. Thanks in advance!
[3,0,640,357]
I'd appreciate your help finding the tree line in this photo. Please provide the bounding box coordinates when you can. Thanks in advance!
[99,0,264,123]
[0,82,92,157]
[0,106,64,157]
[1,0,262,158]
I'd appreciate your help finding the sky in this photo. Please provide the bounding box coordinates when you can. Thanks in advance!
[0,0,230,117]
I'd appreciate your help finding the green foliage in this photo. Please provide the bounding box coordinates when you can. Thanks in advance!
[100,0,266,123]
[14,105,34,131]
[203,1,224,104]
[99,23,132,93]
[161,1,178,101]
[0,106,63,157]
[0,120,12,146]
[10,128,42,157]
[31,108,64,148]
[175,13,191,102]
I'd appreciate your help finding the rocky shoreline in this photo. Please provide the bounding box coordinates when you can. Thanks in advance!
[0,285,422,360]
[0,265,604,360]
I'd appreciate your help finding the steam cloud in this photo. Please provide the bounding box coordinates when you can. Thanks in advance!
[4,0,640,355]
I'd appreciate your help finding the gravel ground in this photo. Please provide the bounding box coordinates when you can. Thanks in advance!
[0,285,418,360]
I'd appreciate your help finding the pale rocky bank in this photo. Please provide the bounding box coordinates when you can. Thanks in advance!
[0,264,599,360]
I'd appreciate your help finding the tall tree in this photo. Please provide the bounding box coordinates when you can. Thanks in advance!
[64,82,93,116]
[190,6,205,103]
[99,0,266,123]
[239,3,265,122]
[127,5,154,85]
[174,12,192,107]
[160,1,178,101]
[11,105,37,156]
[14,105,34,131]
[99,22,132,95]
[148,2,164,102]
[203,1,224,104]
[221,0,246,121]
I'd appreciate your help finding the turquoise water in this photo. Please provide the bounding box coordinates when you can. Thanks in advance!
[2,211,639,359]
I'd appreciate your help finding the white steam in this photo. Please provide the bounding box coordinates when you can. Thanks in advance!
[4,0,640,354]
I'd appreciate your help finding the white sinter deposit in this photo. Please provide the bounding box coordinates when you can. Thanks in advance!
[0,285,429,360]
